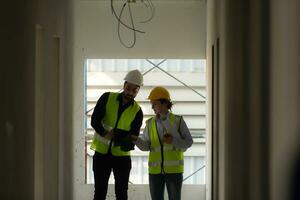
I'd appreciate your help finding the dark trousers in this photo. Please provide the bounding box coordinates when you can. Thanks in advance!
[93,152,131,200]
[149,173,183,200]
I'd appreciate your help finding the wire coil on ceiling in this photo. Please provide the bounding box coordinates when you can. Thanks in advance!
[110,0,155,48]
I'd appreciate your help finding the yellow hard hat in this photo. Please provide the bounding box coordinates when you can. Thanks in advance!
[148,86,171,101]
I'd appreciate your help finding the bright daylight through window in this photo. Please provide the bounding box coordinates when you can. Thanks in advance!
[84,59,207,185]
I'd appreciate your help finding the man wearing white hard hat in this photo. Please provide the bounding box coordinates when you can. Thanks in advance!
[90,69,144,200]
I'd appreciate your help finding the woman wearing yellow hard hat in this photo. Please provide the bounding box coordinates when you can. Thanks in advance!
[132,86,193,200]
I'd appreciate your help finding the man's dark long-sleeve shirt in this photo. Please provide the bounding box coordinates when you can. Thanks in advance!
[91,92,143,137]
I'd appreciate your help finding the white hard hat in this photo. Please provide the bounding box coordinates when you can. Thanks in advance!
[124,69,143,86]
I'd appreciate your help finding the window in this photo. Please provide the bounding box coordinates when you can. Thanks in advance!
[85,59,207,184]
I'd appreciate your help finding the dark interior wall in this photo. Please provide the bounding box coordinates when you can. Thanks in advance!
[206,0,222,200]
[0,0,73,200]
[269,1,300,200]
[222,1,271,199]
[207,0,300,200]
[1,1,35,200]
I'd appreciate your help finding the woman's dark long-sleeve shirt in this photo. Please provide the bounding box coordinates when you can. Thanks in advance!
[91,92,143,137]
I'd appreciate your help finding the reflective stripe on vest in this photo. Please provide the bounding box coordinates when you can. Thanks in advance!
[90,92,140,156]
[150,146,183,152]
[148,113,184,174]
[149,160,184,167]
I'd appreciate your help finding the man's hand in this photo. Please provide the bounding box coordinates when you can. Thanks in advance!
[131,135,138,142]
[104,130,114,140]
[163,133,173,144]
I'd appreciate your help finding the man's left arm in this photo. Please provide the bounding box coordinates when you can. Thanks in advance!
[129,108,143,136]
[114,108,143,151]
[114,108,143,137]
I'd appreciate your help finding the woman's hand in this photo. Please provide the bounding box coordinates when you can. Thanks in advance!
[163,133,173,144]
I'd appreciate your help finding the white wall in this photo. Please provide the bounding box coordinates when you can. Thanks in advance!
[74,0,206,58]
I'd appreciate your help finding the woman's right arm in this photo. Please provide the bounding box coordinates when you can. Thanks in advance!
[133,124,151,151]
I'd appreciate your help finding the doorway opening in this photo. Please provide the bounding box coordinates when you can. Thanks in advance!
[83,59,207,199]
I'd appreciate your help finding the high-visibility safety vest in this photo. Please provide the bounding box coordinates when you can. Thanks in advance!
[148,113,184,174]
[90,92,140,156]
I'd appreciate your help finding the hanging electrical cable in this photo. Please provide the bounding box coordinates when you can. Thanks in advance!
[111,0,145,33]
[139,0,155,23]
[111,0,155,48]
[117,1,136,48]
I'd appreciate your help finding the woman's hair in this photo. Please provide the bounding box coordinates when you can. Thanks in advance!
[158,98,173,110]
